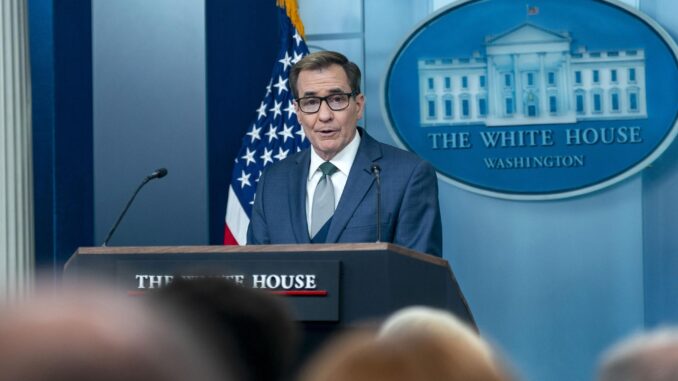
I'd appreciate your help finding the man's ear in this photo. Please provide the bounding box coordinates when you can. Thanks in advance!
[355,93,365,119]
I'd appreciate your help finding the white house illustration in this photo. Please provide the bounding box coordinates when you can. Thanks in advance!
[418,23,647,126]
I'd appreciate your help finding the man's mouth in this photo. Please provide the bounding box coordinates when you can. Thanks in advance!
[316,128,338,137]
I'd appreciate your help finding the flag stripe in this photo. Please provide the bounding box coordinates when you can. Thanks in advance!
[225,186,249,245]
[223,225,239,246]
[224,3,310,245]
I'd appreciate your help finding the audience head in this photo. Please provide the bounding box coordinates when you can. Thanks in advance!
[299,328,509,381]
[300,306,512,381]
[0,285,230,381]
[379,305,493,361]
[598,328,678,381]
[151,277,299,381]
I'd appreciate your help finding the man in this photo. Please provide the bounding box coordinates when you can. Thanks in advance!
[247,51,442,257]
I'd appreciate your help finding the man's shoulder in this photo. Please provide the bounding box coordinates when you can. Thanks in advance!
[378,141,423,162]
[363,132,430,169]
[262,148,309,175]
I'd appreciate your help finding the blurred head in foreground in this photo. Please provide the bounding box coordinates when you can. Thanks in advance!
[299,328,510,381]
[151,277,299,381]
[300,306,511,381]
[379,306,493,359]
[0,285,230,381]
[598,328,678,381]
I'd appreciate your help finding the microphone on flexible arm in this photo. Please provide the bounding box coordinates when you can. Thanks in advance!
[370,163,382,243]
[101,168,168,247]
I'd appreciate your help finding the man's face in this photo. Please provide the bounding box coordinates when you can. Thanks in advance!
[294,64,364,161]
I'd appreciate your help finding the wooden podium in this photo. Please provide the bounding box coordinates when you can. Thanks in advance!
[65,243,474,352]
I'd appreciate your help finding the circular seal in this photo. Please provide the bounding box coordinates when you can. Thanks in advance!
[382,0,678,200]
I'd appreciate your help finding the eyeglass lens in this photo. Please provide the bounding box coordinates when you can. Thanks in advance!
[299,94,351,113]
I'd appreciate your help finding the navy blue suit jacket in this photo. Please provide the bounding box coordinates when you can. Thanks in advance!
[247,128,443,257]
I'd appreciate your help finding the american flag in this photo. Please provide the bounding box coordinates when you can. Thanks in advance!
[224,1,310,245]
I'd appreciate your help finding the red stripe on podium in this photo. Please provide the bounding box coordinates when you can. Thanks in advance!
[270,290,328,296]
[128,289,328,297]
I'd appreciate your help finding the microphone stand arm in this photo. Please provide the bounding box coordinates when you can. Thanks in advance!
[101,177,151,247]
[371,164,382,243]
[375,173,381,243]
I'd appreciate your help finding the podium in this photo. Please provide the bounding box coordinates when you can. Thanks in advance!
[64,243,474,349]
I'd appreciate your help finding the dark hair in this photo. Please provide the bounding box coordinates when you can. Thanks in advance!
[289,50,361,99]
[151,278,299,381]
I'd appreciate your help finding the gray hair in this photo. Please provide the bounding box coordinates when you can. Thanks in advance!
[598,328,678,381]
[289,50,361,99]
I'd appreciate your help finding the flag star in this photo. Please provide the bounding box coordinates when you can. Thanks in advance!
[269,100,282,119]
[278,51,293,71]
[256,101,267,119]
[237,170,251,188]
[265,80,272,96]
[291,51,304,64]
[227,17,311,236]
[241,147,256,166]
[278,124,295,142]
[296,126,306,142]
[284,101,296,118]
[293,30,303,46]
[260,148,274,166]
[265,124,279,143]
[274,147,290,161]
[273,75,288,95]
[246,124,262,143]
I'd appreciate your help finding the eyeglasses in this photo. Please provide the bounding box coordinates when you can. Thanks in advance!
[296,91,358,114]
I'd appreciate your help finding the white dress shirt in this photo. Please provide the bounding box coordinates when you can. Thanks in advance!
[306,132,361,235]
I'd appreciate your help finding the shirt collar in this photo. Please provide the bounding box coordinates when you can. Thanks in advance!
[308,130,361,181]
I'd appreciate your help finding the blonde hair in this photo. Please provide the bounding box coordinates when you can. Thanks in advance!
[379,306,494,362]
[299,327,509,381]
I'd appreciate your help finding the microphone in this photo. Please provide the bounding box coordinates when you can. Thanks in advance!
[102,168,168,246]
[146,168,168,180]
[370,163,382,243]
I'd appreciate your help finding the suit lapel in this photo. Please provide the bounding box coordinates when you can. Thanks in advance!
[289,150,311,243]
[326,129,382,243]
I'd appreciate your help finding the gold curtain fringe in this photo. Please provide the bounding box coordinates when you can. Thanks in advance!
[276,0,306,37]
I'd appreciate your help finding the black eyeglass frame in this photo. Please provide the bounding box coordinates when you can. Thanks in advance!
[295,91,360,114]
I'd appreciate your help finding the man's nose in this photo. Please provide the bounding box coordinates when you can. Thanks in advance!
[317,99,333,121]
